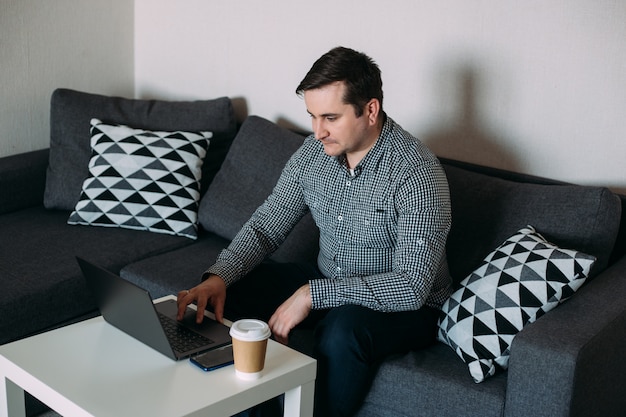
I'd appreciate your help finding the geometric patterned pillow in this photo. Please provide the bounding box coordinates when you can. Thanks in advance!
[68,119,212,239]
[437,225,596,383]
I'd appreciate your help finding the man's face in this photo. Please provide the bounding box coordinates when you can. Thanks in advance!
[303,82,378,165]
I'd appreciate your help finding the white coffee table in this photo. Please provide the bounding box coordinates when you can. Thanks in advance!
[0,296,316,417]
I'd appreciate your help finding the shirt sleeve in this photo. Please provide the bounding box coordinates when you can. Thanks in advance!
[309,161,451,312]
[206,150,309,286]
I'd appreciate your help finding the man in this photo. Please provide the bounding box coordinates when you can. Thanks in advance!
[177,46,452,417]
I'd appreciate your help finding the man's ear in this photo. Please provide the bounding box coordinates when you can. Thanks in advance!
[365,98,381,126]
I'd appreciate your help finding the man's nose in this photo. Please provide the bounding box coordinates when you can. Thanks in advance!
[313,120,328,140]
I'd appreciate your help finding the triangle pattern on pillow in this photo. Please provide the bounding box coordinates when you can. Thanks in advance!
[68,119,212,239]
[437,226,596,383]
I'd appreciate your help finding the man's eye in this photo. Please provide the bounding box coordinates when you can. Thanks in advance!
[326,116,336,121]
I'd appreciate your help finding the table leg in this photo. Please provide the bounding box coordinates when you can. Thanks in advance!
[283,380,315,417]
[0,376,26,417]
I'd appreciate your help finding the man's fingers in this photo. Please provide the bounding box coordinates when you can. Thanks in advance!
[267,284,311,345]
[176,289,192,320]
[213,298,225,323]
[177,275,227,324]
[268,311,291,345]
[195,294,208,323]
[272,325,289,345]
[271,322,289,345]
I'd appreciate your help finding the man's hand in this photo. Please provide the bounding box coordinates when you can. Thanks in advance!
[268,284,312,345]
[177,274,227,324]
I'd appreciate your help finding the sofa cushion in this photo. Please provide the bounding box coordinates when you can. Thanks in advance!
[120,235,231,299]
[442,164,621,285]
[68,119,212,239]
[199,115,319,263]
[437,226,596,383]
[357,344,507,417]
[0,206,193,344]
[44,89,236,211]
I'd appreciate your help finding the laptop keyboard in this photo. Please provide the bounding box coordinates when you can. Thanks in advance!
[158,312,214,353]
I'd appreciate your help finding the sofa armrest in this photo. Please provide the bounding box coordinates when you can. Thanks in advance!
[0,149,49,214]
[504,256,626,417]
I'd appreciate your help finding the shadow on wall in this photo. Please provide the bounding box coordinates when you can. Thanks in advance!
[422,63,520,173]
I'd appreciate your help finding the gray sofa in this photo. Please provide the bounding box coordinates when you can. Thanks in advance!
[1,89,624,417]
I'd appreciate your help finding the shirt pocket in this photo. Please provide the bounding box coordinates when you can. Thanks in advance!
[305,191,336,234]
[351,205,395,248]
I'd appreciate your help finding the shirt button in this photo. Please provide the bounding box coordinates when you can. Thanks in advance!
[417,239,425,245]
[336,267,342,272]
[346,180,351,186]
[337,215,343,221]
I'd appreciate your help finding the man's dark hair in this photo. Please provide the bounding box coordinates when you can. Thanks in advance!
[296,46,383,117]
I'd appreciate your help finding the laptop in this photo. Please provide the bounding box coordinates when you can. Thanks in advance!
[77,257,232,361]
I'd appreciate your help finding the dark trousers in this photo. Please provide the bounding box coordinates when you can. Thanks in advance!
[226,262,439,417]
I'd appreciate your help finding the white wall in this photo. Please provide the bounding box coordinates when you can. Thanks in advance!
[0,0,134,157]
[2,1,623,191]
[135,0,626,193]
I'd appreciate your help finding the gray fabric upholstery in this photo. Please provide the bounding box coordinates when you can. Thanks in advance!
[120,235,231,299]
[504,256,626,417]
[443,164,621,285]
[44,89,237,210]
[199,115,319,263]
[0,206,192,344]
[0,149,48,215]
[358,344,507,417]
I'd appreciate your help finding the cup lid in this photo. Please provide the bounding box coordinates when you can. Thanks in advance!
[229,319,271,341]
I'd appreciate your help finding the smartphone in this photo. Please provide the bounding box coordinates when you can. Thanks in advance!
[190,345,234,372]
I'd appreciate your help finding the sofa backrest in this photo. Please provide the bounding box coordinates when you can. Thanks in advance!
[442,162,622,287]
[198,115,622,285]
[44,89,238,211]
[198,115,319,263]
[0,149,49,215]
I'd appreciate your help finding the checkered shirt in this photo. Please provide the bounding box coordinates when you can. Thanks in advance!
[207,116,452,311]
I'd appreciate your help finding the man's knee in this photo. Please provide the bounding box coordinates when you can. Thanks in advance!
[313,305,373,361]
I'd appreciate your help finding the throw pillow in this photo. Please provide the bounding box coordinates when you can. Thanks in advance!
[68,119,211,239]
[44,89,237,210]
[437,225,596,383]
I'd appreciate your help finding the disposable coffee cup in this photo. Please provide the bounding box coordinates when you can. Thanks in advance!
[229,319,271,380]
